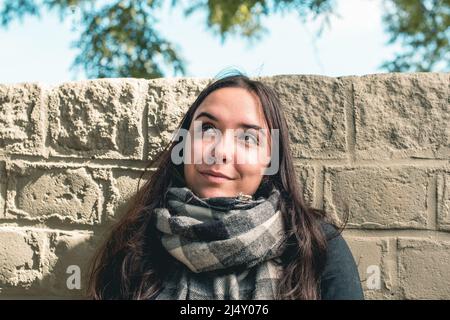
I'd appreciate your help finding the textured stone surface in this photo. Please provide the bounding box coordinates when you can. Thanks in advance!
[260,75,350,159]
[294,164,315,207]
[0,227,95,297]
[109,168,147,222]
[438,171,450,231]
[324,166,432,229]
[343,235,395,299]
[5,161,103,225]
[0,161,5,217]
[39,230,96,297]
[353,73,449,160]
[0,83,45,155]
[48,79,146,159]
[146,78,210,160]
[398,238,450,299]
[0,228,44,291]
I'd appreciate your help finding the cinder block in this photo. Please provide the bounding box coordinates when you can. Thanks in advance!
[47,79,146,159]
[259,75,350,159]
[343,235,396,299]
[5,161,103,225]
[398,237,450,299]
[324,166,432,229]
[108,168,147,223]
[353,73,449,160]
[0,228,45,290]
[40,230,96,297]
[0,83,45,156]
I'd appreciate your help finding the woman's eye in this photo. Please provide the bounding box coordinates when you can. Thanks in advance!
[240,132,259,145]
[198,124,258,145]
[201,123,218,136]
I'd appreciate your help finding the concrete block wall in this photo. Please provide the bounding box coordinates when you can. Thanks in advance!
[0,73,448,299]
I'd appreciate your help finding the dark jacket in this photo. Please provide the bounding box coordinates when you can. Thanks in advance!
[319,222,365,300]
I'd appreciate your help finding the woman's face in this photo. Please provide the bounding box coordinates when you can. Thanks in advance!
[183,87,271,198]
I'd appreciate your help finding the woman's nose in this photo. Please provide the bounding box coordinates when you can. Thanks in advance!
[207,130,235,165]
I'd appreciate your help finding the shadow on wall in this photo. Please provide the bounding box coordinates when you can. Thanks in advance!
[0,208,130,299]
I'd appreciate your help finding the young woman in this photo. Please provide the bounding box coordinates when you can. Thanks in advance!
[87,71,364,300]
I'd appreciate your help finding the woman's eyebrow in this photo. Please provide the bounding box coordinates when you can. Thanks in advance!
[194,111,218,122]
[194,111,266,135]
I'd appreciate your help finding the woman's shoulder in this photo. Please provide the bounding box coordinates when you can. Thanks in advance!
[319,220,341,241]
[317,220,365,299]
[318,220,354,265]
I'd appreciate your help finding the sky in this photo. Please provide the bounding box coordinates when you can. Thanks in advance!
[0,0,401,85]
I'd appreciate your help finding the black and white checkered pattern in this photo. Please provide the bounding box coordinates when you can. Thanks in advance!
[153,186,286,299]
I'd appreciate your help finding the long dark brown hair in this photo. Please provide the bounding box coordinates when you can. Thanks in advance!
[87,71,348,299]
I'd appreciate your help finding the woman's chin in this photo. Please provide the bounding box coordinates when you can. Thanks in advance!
[195,187,233,199]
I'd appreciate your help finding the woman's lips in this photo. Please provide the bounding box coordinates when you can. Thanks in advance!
[200,172,232,183]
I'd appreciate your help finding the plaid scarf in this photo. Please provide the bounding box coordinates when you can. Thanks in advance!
[152,185,286,300]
